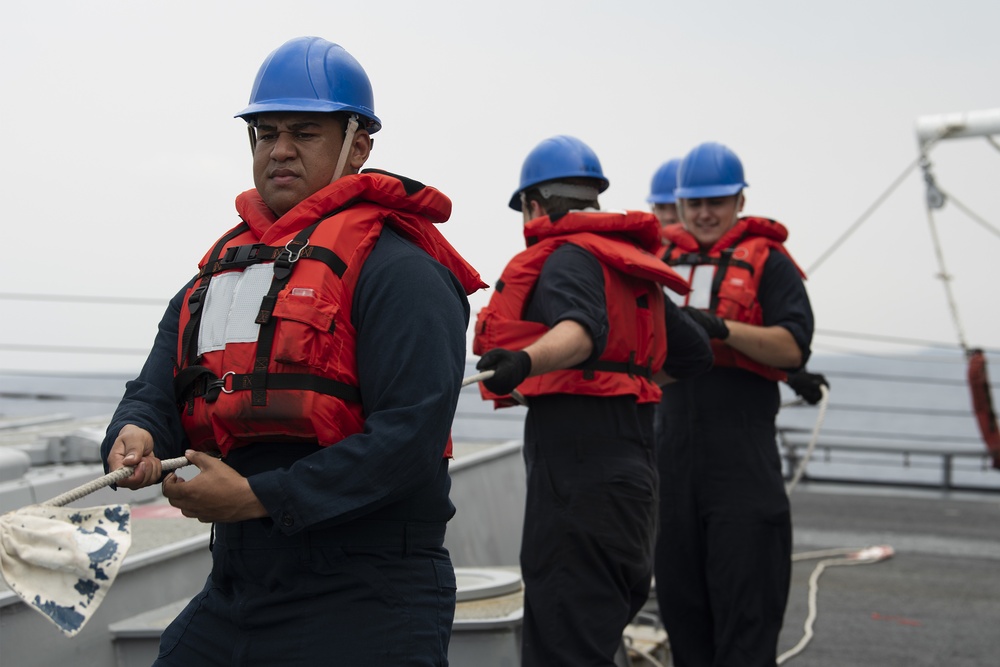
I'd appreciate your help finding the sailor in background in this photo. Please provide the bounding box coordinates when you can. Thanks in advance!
[101,36,485,666]
[655,142,815,667]
[647,157,682,227]
[474,136,712,666]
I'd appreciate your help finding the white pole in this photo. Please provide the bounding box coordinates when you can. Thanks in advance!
[915,107,1000,148]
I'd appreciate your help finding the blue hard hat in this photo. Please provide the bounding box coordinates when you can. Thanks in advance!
[675,142,748,199]
[509,135,609,211]
[646,158,681,204]
[236,36,381,133]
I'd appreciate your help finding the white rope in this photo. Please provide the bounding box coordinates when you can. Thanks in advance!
[777,545,894,664]
[41,456,190,508]
[462,370,494,387]
[785,384,830,494]
[42,372,492,509]
[39,372,492,509]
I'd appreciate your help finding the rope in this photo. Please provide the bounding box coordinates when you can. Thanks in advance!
[40,372,493,508]
[785,384,830,494]
[462,370,494,387]
[777,545,895,664]
[37,371,493,509]
[41,457,190,508]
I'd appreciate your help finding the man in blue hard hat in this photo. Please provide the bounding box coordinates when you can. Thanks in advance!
[473,136,712,666]
[101,36,485,666]
[647,158,682,227]
[654,141,815,666]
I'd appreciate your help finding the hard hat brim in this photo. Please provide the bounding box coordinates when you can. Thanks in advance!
[646,193,678,204]
[675,183,745,199]
[235,100,382,133]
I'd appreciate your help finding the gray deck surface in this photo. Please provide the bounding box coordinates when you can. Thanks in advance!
[775,484,1000,667]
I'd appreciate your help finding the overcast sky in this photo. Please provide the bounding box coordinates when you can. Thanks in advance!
[2,0,999,374]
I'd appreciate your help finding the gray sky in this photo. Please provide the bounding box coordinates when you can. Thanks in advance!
[3,0,999,373]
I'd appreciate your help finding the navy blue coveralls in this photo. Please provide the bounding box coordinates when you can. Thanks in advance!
[654,250,813,667]
[102,228,469,666]
[519,244,712,667]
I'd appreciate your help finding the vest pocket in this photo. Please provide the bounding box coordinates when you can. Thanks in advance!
[716,278,756,320]
[271,290,341,370]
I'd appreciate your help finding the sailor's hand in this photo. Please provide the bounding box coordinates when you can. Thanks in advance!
[107,424,163,489]
[786,370,830,405]
[476,348,532,395]
[162,450,267,523]
[681,306,730,340]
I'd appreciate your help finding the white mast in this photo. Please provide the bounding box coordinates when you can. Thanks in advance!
[915,107,1000,149]
[913,108,1000,352]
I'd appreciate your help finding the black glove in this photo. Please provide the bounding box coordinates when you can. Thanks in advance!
[682,306,730,340]
[476,348,532,395]
[785,370,830,405]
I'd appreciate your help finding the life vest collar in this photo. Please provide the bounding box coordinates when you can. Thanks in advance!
[235,169,454,244]
[524,209,663,253]
[232,170,485,295]
[662,216,789,254]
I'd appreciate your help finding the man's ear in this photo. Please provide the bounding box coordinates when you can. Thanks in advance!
[349,130,372,171]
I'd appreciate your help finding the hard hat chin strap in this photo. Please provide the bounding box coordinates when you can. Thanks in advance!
[332,114,360,183]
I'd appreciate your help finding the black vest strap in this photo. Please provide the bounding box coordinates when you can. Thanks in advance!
[709,248,734,313]
[580,352,653,380]
[249,204,351,407]
[250,223,321,406]
[176,367,361,404]
[668,251,755,275]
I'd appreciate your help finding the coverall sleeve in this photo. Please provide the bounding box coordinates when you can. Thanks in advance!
[526,243,609,364]
[759,250,814,370]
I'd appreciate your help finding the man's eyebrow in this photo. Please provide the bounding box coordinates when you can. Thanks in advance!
[256,120,323,131]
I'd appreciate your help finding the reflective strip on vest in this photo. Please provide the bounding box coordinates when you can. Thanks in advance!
[664,264,715,309]
[197,264,275,355]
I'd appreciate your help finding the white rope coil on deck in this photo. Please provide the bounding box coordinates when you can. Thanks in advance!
[777,545,895,664]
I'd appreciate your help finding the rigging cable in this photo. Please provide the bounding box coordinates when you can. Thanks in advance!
[934,185,1000,241]
[0,292,167,306]
[807,131,947,275]
[920,156,969,352]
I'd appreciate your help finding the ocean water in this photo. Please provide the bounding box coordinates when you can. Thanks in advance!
[3,350,999,491]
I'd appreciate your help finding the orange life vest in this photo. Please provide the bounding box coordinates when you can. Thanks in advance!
[474,210,690,407]
[175,170,486,456]
[659,216,806,382]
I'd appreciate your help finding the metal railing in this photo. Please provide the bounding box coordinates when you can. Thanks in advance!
[778,431,1000,493]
